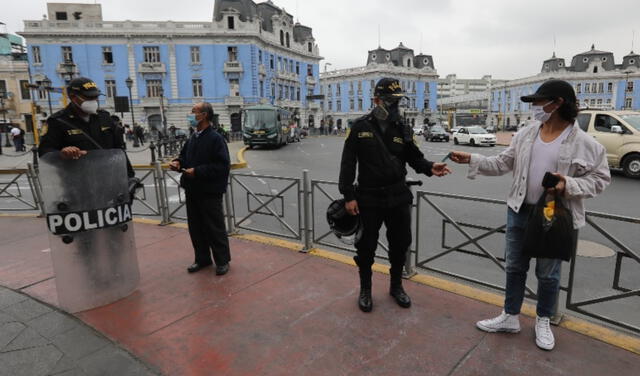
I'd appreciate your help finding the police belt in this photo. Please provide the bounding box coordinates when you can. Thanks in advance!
[356,180,408,194]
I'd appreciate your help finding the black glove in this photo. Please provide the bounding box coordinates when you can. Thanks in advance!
[128,177,143,202]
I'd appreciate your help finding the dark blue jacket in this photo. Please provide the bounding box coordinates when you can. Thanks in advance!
[176,126,230,195]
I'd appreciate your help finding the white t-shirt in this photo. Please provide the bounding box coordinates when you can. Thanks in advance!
[10,127,21,137]
[525,126,572,204]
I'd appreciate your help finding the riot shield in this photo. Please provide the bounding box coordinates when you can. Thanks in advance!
[39,149,140,313]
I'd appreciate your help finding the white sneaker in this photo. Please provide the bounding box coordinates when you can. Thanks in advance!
[476,310,521,333]
[535,316,555,350]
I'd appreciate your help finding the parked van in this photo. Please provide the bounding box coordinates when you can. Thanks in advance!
[576,110,640,178]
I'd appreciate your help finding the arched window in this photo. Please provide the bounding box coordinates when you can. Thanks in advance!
[280,30,284,46]
[286,33,290,48]
[407,58,412,67]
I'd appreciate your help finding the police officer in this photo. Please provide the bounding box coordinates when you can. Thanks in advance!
[38,77,134,178]
[339,77,451,312]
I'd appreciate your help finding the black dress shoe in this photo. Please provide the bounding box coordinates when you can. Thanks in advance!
[187,263,211,273]
[390,285,411,308]
[358,288,373,312]
[215,263,230,275]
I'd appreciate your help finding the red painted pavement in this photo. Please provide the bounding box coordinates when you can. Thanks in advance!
[0,217,638,375]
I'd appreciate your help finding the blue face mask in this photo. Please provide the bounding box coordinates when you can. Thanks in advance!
[187,114,197,127]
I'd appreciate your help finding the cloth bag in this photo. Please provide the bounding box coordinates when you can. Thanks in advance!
[522,192,574,261]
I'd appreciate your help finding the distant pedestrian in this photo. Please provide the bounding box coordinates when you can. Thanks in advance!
[10,126,24,152]
[170,102,231,276]
[133,123,145,146]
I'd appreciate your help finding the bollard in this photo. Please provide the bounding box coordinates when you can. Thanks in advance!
[149,141,156,163]
[302,169,312,252]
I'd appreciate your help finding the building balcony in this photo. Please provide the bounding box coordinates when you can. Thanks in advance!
[224,61,244,74]
[308,102,320,110]
[140,97,163,107]
[224,96,244,107]
[306,76,317,86]
[55,62,79,78]
[277,70,298,81]
[138,62,166,74]
[276,99,300,108]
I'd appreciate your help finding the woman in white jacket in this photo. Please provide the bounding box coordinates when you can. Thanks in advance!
[450,79,610,351]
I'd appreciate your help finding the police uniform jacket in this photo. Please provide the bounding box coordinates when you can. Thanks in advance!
[338,114,434,208]
[38,106,134,177]
[175,125,230,195]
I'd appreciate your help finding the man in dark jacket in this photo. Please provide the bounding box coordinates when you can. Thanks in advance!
[170,102,231,275]
[339,78,450,312]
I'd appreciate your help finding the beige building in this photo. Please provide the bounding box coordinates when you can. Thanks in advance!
[0,33,33,135]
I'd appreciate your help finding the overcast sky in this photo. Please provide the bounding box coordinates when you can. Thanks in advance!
[2,0,638,79]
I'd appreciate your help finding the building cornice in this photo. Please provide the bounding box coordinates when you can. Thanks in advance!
[320,64,438,81]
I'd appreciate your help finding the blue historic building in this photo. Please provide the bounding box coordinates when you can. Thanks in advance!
[490,45,640,128]
[319,43,438,128]
[19,1,322,131]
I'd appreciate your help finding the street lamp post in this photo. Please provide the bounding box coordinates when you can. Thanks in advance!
[125,77,138,147]
[159,86,167,138]
[42,76,53,117]
[0,89,6,154]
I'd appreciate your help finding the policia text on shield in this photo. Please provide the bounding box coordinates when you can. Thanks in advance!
[338,78,451,313]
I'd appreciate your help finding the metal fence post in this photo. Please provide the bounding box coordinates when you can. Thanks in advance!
[223,187,235,235]
[153,161,171,225]
[302,169,312,252]
[150,142,156,163]
[403,183,418,278]
[27,162,45,216]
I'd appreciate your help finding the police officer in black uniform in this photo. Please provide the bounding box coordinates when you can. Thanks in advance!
[39,77,134,178]
[339,78,451,312]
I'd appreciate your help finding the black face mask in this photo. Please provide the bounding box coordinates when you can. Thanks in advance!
[384,99,401,122]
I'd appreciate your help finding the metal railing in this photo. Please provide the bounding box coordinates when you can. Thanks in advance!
[1,164,638,335]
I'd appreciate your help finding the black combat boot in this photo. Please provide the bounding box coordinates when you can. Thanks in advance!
[390,269,411,308]
[354,256,373,312]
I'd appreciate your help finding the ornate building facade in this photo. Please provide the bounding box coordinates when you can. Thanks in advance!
[19,1,322,132]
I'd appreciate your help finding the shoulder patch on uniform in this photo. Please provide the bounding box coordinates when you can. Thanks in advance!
[358,131,373,138]
[393,137,404,144]
[67,129,83,135]
[101,126,111,131]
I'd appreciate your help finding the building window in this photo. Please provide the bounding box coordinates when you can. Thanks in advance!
[424,99,430,109]
[280,30,285,46]
[576,83,581,93]
[627,81,634,92]
[308,42,312,52]
[289,60,293,73]
[105,80,116,98]
[192,79,203,97]
[286,32,290,48]
[19,80,31,100]
[270,55,274,69]
[279,85,283,99]
[607,82,613,93]
[227,16,235,29]
[358,99,363,111]
[146,79,162,97]
[258,50,262,63]
[625,97,633,109]
[585,83,591,93]
[350,99,354,111]
[307,65,313,77]
[31,46,41,64]
[271,83,275,98]
[190,46,200,64]
[55,12,68,20]
[227,46,237,61]
[143,46,160,63]
[291,87,295,101]
[336,100,341,111]
[61,46,73,62]
[336,84,341,95]
[598,82,604,93]
[38,86,47,100]
[260,81,264,97]
[296,88,300,101]
[597,98,603,106]
[296,62,300,75]
[102,46,113,64]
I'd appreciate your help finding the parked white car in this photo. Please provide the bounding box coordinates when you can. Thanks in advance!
[453,126,496,147]
[412,126,424,136]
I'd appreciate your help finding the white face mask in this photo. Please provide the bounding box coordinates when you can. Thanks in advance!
[80,99,99,115]
[531,101,554,123]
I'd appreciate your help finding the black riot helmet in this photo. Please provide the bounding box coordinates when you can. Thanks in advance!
[326,199,363,245]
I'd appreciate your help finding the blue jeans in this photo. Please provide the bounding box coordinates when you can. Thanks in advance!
[503,207,565,318]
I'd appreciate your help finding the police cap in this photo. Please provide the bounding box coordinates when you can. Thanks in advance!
[374,77,406,99]
[67,77,101,98]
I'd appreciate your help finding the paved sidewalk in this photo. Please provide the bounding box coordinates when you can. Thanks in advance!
[0,286,157,376]
[1,216,638,375]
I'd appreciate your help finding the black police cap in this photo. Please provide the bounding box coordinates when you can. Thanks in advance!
[521,79,576,104]
[374,78,407,99]
[67,77,101,98]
